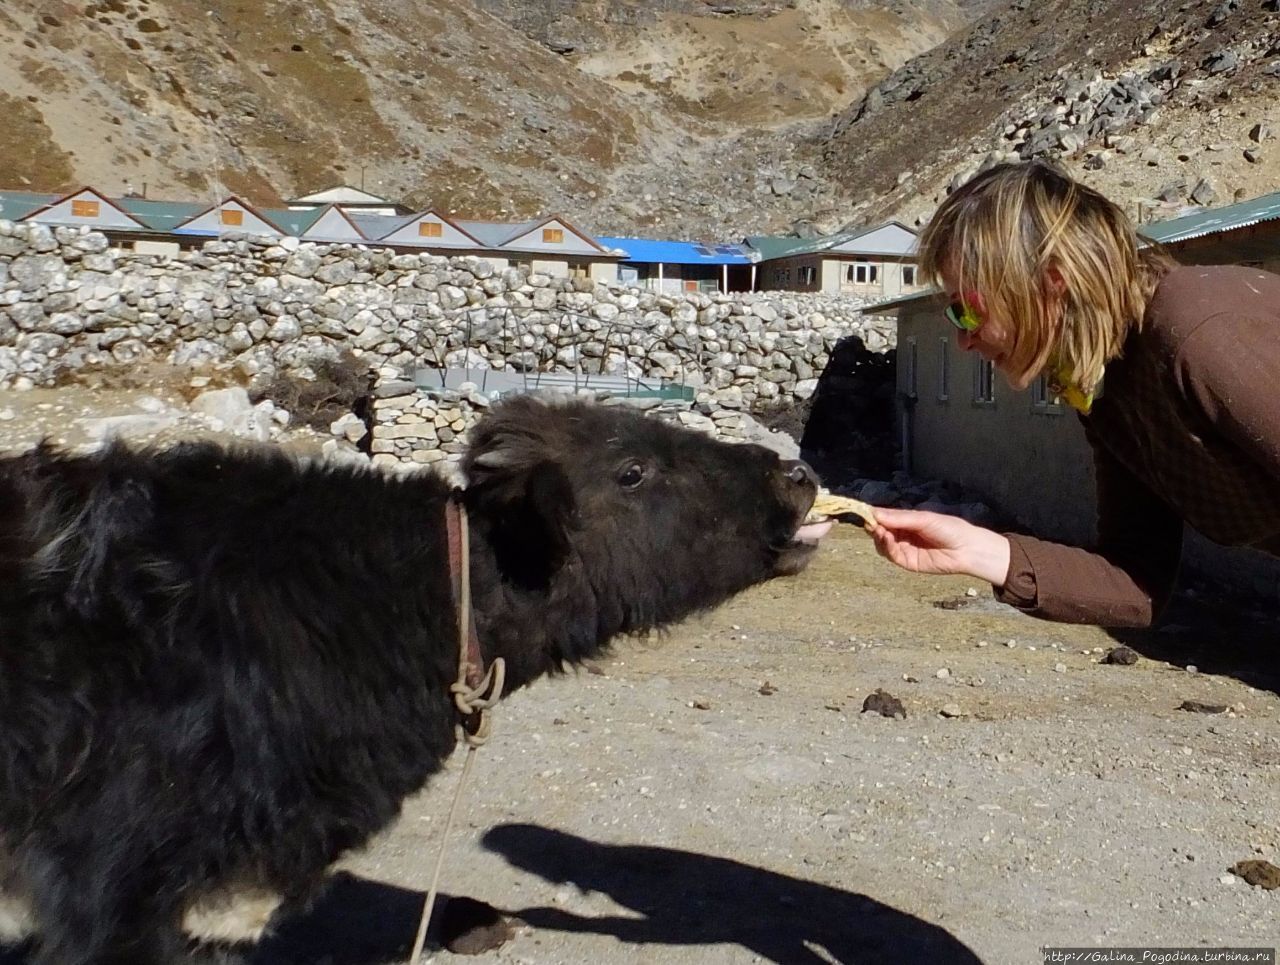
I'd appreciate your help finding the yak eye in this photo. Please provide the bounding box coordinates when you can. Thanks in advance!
[617,462,647,490]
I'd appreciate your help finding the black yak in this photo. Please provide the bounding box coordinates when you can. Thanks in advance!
[0,395,830,965]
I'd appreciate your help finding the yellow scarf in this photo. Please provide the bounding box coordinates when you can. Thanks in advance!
[1048,361,1095,414]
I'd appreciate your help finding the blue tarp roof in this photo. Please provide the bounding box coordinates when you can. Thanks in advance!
[597,237,756,265]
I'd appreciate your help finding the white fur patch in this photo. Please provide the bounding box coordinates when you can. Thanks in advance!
[0,892,36,942]
[181,887,284,944]
[0,885,286,946]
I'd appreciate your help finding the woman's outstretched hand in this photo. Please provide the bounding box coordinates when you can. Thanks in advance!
[867,507,1012,588]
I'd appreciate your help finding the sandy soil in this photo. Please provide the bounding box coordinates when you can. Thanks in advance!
[261,527,1280,965]
[0,388,1277,965]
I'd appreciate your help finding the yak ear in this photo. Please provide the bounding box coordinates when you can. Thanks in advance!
[464,452,578,590]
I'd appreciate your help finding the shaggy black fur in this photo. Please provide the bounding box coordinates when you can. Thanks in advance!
[0,396,820,965]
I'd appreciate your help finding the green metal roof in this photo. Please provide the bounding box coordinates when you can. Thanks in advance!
[1139,190,1280,245]
[0,191,60,222]
[115,197,206,232]
[263,207,325,236]
[746,220,917,263]
[745,235,818,261]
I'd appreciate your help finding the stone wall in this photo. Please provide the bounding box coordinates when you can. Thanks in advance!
[361,372,806,476]
[0,222,896,416]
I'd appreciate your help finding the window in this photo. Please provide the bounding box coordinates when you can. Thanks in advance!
[568,260,590,280]
[904,336,918,398]
[937,337,950,401]
[848,262,879,285]
[1032,374,1064,412]
[973,357,995,404]
[418,221,443,238]
[542,227,564,244]
[798,265,816,285]
[71,199,100,218]
[220,208,244,226]
[903,265,917,287]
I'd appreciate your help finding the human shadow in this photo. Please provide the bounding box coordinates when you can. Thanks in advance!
[481,823,984,965]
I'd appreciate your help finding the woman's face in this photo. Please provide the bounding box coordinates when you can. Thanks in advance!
[940,267,1037,391]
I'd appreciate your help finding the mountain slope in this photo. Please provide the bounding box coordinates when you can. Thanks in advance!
[0,0,966,236]
[813,0,1280,230]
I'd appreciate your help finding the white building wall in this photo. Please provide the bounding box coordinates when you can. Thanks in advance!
[506,220,601,256]
[28,192,143,230]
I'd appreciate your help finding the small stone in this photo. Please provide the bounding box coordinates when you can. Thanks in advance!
[965,587,978,598]
[1054,663,1067,673]
[935,668,951,679]
[1179,700,1229,714]
[758,682,777,696]
[939,703,966,718]
[690,698,712,711]
[1005,640,1017,648]
[1185,664,1198,674]
[1102,646,1139,666]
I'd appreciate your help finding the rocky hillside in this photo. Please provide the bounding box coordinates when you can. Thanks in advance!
[814,0,1280,231]
[0,0,964,237]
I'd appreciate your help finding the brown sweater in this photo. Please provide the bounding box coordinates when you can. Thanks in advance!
[996,264,1280,627]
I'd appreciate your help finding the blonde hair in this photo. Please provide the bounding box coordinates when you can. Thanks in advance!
[918,161,1175,392]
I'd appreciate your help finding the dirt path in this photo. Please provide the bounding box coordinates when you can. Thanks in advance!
[260,527,1280,965]
[1,387,1275,964]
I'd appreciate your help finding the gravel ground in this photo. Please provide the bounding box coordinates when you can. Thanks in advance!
[1,387,1277,965]
[261,528,1280,965]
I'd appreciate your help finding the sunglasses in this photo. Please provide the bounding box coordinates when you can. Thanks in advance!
[944,294,984,332]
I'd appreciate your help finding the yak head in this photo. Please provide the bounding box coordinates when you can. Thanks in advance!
[461,395,824,640]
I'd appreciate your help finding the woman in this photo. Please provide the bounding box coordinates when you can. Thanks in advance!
[869,160,1280,627]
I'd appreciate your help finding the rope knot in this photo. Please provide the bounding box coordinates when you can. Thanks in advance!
[450,657,506,746]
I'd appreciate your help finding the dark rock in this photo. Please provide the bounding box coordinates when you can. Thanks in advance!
[440,896,515,955]
[1207,0,1238,27]
[1178,700,1229,714]
[862,689,906,719]
[1229,859,1280,890]
[1102,646,1139,666]
[1204,49,1239,74]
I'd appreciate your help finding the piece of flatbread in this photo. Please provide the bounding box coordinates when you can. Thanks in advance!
[808,492,878,528]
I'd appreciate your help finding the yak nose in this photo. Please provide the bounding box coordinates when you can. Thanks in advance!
[782,460,819,488]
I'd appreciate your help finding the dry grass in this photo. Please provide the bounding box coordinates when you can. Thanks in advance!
[254,352,373,433]
[0,92,74,189]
